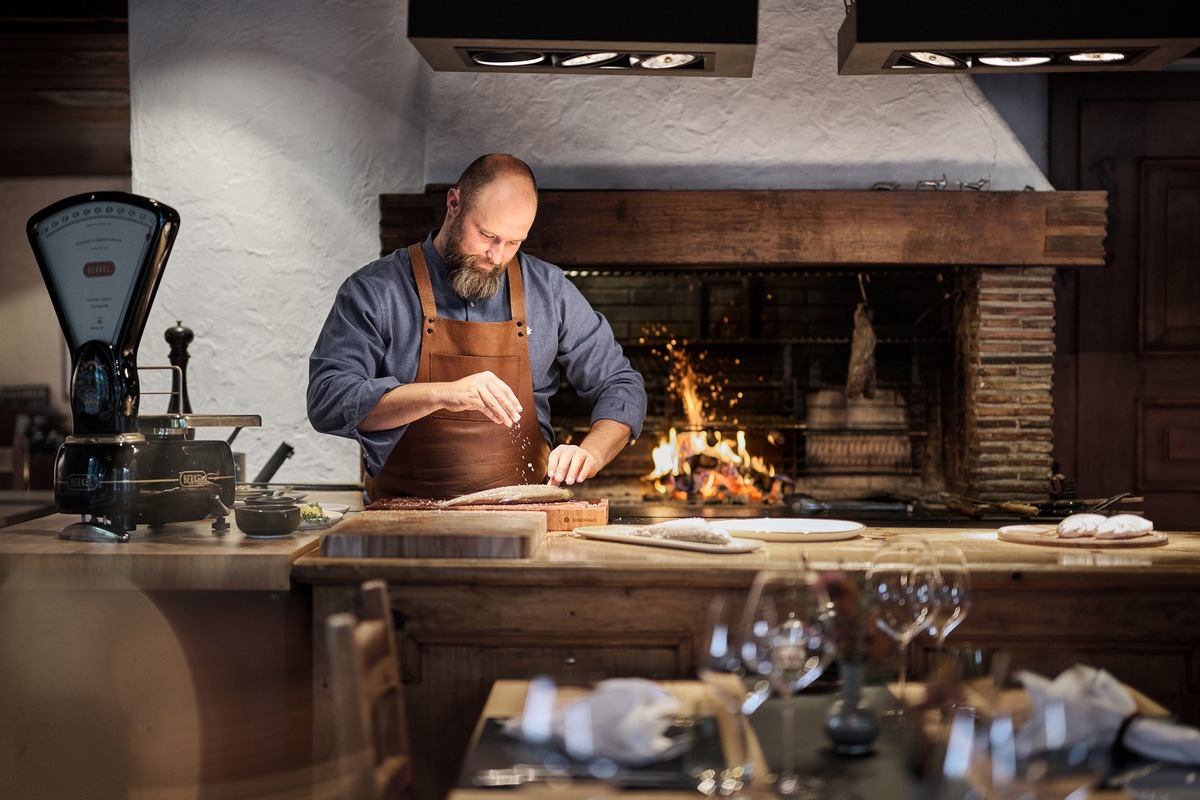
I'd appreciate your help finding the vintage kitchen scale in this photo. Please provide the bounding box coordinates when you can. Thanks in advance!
[27,191,260,542]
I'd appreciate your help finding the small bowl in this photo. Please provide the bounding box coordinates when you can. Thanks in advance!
[234,503,301,537]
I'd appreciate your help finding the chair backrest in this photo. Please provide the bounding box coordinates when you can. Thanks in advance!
[325,579,412,800]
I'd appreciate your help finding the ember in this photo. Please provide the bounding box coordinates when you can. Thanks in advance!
[641,335,784,504]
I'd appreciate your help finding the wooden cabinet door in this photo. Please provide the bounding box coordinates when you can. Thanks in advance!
[1051,74,1200,529]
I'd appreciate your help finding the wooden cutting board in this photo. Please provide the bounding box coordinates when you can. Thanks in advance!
[998,524,1168,548]
[364,497,607,531]
[321,509,545,559]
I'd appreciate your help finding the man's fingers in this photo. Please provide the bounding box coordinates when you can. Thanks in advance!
[548,446,596,485]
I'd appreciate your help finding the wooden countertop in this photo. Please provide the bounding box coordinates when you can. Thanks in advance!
[0,490,363,591]
[292,524,1200,590]
[0,490,56,528]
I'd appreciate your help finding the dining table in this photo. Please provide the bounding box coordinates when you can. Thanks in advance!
[448,678,934,799]
[447,678,1157,800]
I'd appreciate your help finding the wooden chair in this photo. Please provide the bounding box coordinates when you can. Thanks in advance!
[325,579,413,800]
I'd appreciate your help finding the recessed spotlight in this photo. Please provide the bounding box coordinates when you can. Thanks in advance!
[905,51,969,69]
[471,51,544,67]
[1064,51,1129,63]
[637,53,698,69]
[978,54,1053,67]
[558,52,622,68]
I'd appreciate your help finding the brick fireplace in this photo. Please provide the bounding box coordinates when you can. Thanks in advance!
[381,189,1107,505]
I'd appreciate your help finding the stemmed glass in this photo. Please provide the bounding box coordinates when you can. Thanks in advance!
[740,565,837,797]
[866,538,938,717]
[941,702,1110,800]
[925,544,971,651]
[696,594,755,795]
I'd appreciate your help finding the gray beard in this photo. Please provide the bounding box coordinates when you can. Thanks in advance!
[442,214,506,300]
[448,257,505,300]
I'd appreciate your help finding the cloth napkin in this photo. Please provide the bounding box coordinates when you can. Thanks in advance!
[1016,664,1200,766]
[504,677,686,767]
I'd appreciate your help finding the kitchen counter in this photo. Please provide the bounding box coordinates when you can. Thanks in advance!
[0,510,322,590]
[292,523,1200,799]
[0,489,55,529]
[0,490,359,800]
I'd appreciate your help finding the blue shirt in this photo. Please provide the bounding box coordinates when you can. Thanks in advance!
[307,234,647,476]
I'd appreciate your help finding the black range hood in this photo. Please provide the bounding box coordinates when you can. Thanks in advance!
[838,0,1200,75]
[407,0,757,77]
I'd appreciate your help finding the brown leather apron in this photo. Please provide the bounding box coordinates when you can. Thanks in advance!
[364,243,550,501]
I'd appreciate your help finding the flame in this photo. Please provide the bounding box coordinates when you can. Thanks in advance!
[645,427,778,502]
[642,337,781,504]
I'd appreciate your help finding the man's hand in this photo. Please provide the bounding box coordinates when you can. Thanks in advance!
[546,444,600,486]
[545,419,633,486]
[443,371,522,427]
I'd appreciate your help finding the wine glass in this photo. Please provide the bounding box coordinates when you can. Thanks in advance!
[696,594,755,795]
[866,538,938,717]
[740,565,837,797]
[925,544,971,651]
[944,702,1110,800]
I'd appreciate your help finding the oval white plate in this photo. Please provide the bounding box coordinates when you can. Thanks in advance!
[574,524,764,554]
[712,518,864,542]
[317,503,350,515]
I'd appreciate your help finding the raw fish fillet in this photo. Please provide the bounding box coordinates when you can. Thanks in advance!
[630,518,732,545]
[438,484,575,507]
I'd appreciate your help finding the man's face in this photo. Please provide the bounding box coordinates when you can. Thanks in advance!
[442,178,536,300]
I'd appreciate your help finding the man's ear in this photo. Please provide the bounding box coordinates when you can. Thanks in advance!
[445,187,461,221]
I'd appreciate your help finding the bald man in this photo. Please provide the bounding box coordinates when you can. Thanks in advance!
[308,154,646,501]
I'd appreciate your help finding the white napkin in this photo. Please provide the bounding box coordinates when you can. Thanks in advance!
[1016,664,1200,765]
[505,677,685,767]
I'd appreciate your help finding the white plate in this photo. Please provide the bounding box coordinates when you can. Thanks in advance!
[317,503,350,515]
[574,524,764,554]
[300,511,344,531]
[711,518,864,542]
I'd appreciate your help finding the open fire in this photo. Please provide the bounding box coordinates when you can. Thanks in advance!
[641,335,785,504]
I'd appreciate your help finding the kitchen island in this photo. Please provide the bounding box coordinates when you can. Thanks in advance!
[292,523,1200,800]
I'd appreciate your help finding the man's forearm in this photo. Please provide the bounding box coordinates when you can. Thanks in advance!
[358,370,525,432]
[357,383,446,432]
[578,419,634,469]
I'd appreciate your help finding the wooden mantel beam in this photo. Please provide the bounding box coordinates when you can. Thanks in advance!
[381,189,1108,268]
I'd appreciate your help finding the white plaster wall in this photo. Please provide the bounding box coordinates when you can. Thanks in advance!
[423,2,1052,191]
[0,177,131,418]
[128,0,426,484]
[121,0,1050,486]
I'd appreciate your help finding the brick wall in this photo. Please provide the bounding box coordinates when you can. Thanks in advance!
[955,266,1056,501]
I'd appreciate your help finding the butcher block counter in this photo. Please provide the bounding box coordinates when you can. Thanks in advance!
[0,497,341,800]
[292,522,1200,800]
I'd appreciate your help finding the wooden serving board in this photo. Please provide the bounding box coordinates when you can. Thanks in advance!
[998,524,1168,548]
[321,509,545,559]
[364,497,607,531]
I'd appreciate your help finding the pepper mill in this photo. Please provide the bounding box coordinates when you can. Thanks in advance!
[165,320,193,414]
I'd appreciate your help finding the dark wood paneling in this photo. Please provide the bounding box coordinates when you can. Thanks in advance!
[0,8,130,177]
[1049,73,1200,528]
[1141,159,1200,352]
[381,190,1108,268]
[1139,399,1200,490]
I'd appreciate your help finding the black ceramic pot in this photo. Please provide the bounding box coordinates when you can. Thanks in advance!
[235,495,301,536]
